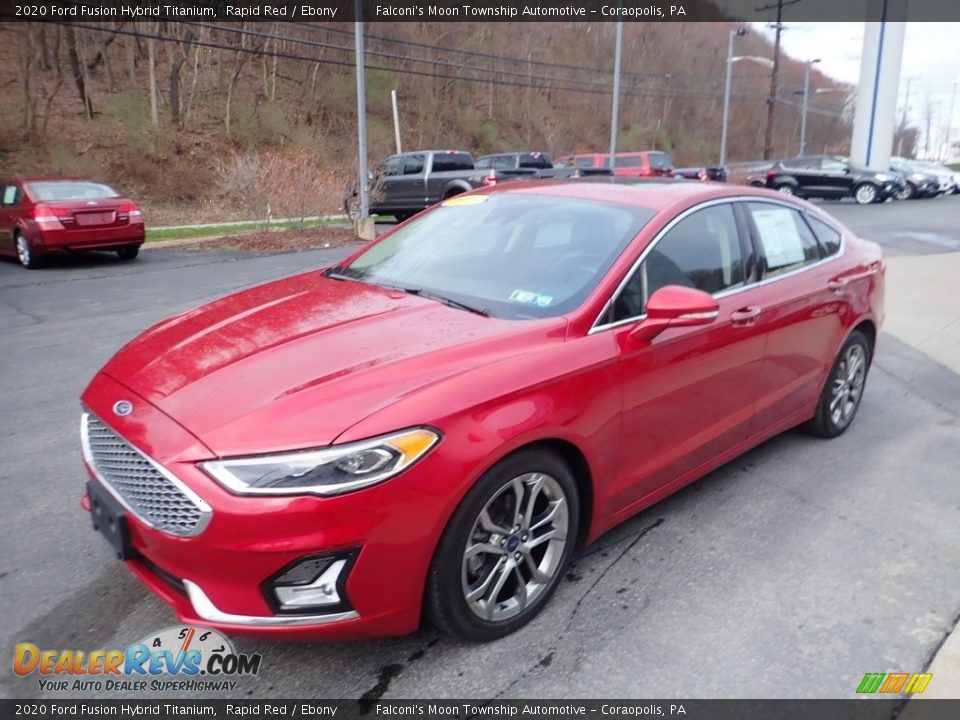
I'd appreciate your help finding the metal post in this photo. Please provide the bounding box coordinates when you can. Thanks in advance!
[391,89,402,154]
[946,77,958,160]
[609,21,623,168]
[799,63,811,156]
[720,30,736,167]
[799,59,818,156]
[354,1,369,221]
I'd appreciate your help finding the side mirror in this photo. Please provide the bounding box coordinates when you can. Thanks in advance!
[629,286,719,343]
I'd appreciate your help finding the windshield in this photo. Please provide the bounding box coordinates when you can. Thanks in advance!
[338,193,655,320]
[26,181,119,201]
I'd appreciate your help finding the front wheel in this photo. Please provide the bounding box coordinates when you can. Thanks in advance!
[854,183,878,205]
[805,330,872,438]
[895,183,915,201]
[426,448,579,642]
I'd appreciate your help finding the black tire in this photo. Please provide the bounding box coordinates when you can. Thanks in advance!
[426,448,580,642]
[393,212,411,223]
[15,232,41,269]
[805,330,872,438]
[854,183,878,205]
[895,182,915,201]
[116,246,140,261]
[774,183,796,196]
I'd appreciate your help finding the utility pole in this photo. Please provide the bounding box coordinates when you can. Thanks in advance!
[756,0,801,160]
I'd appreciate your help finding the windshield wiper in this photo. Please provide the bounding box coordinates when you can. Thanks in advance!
[379,283,490,317]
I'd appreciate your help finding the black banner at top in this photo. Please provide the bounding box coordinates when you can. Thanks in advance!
[2,0,960,22]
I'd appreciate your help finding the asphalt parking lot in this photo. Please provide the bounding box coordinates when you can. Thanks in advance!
[1,196,959,701]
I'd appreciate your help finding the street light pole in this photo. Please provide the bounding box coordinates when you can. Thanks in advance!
[609,21,623,168]
[946,76,959,160]
[720,28,748,167]
[354,0,369,222]
[799,58,821,156]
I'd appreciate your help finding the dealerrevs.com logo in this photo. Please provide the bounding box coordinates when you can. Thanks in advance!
[13,625,262,693]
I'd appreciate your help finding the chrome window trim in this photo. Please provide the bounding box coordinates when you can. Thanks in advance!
[183,580,359,627]
[80,411,213,537]
[589,196,846,334]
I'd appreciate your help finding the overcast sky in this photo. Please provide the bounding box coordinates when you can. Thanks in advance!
[751,22,960,156]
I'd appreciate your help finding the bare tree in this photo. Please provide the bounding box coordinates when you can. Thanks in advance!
[63,24,93,119]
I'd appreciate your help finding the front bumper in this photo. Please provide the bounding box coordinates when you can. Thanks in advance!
[80,373,457,640]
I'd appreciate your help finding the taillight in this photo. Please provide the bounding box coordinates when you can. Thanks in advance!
[32,204,65,226]
[698,170,709,181]
[118,202,143,223]
[766,168,779,179]
[482,171,497,187]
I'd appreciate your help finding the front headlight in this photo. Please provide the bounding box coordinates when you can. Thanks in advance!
[201,428,440,496]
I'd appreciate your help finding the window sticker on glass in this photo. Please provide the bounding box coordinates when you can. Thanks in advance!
[442,195,488,207]
[751,207,806,267]
[509,289,554,307]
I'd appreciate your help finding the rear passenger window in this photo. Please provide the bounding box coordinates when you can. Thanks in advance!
[745,203,821,277]
[2,185,18,205]
[430,153,473,172]
[805,214,842,257]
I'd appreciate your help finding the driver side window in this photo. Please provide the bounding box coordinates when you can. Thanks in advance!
[612,203,745,322]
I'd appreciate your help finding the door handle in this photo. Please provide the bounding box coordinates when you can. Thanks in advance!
[730,306,762,325]
[827,279,846,292]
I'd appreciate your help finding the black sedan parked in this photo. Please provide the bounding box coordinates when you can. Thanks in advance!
[765,155,898,204]
[890,158,944,199]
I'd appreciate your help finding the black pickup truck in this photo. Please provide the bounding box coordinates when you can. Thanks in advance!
[346,150,612,221]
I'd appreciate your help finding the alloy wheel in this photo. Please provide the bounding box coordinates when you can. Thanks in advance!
[829,343,867,429]
[855,184,878,205]
[461,472,569,623]
[16,235,34,268]
[776,185,795,196]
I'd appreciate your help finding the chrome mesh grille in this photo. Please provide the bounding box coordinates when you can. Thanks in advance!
[83,414,208,536]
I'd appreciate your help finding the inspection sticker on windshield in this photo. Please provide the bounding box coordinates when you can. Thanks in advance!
[441,195,488,207]
[509,289,553,307]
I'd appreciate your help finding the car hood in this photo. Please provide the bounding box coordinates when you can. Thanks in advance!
[99,271,563,456]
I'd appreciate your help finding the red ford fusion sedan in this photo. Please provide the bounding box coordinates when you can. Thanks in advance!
[80,181,883,642]
[0,177,144,269]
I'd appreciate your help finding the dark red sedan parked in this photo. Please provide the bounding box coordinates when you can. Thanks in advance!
[80,181,884,642]
[0,177,144,268]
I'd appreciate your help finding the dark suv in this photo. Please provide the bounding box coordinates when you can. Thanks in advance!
[765,155,899,204]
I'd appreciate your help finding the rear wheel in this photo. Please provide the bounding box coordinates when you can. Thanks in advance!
[15,232,40,269]
[775,184,795,196]
[116,246,140,261]
[393,212,411,223]
[426,448,579,642]
[854,183,878,205]
[805,330,872,438]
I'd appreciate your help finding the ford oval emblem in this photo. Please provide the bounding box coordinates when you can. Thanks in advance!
[113,400,134,417]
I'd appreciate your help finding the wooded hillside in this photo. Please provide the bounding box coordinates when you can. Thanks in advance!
[1,21,870,224]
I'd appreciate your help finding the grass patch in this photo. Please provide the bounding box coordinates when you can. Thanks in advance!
[146,217,343,242]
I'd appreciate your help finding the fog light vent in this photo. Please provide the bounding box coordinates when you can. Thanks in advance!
[265,553,356,614]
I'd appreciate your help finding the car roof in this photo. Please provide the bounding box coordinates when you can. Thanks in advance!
[9,176,108,183]
[487,178,781,209]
